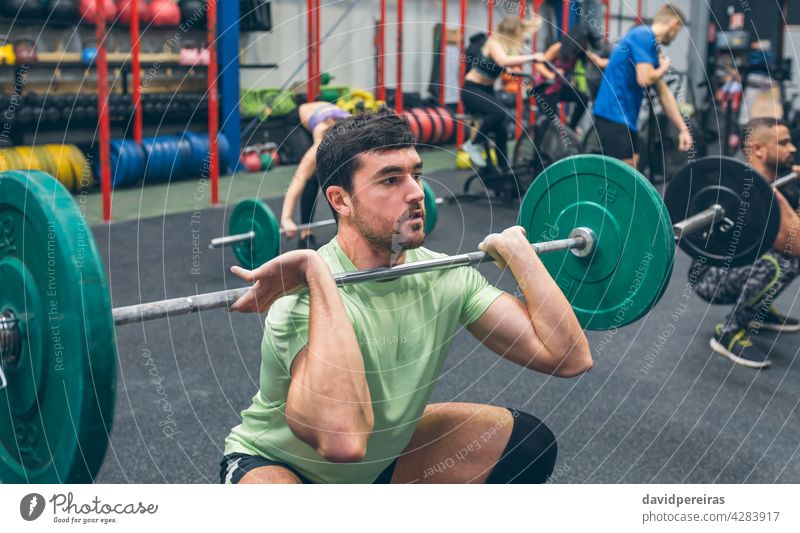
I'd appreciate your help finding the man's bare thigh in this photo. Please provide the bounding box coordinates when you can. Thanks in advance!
[239,466,303,484]
[391,403,515,483]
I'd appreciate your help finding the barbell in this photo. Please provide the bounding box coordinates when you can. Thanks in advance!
[0,154,790,482]
[208,180,443,270]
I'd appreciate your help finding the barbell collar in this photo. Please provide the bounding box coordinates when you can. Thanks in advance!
[0,309,19,390]
[208,230,256,249]
[114,229,592,326]
[673,204,725,241]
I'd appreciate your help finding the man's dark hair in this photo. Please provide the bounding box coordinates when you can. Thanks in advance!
[316,110,416,218]
[742,117,789,150]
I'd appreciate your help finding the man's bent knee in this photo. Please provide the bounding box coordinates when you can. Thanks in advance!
[485,409,557,484]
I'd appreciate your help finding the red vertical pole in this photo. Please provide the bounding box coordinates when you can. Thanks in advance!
[637,0,643,24]
[488,0,494,35]
[306,0,316,101]
[377,0,386,102]
[531,0,543,127]
[439,0,446,105]
[315,0,321,99]
[96,0,111,221]
[131,0,142,145]
[603,0,610,42]
[559,0,569,125]
[396,0,404,113]
[208,0,219,205]
[456,0,466,147]
[515,0,526,140]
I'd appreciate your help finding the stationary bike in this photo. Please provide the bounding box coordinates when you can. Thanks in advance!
[454,66,582,204]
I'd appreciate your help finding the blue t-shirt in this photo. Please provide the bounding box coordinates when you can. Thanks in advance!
[593,26,659,131]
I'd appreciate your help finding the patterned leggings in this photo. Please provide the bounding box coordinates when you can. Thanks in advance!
[692,251,800,332]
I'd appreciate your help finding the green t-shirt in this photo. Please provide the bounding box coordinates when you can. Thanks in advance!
[224,237,504,483]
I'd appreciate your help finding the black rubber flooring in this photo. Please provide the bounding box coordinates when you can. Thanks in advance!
[94,169,800,483]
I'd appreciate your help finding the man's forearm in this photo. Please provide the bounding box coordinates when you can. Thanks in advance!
[505,245,587,361]
[281,177,305,222]
[657,81,688,132]
[288,258,373,457]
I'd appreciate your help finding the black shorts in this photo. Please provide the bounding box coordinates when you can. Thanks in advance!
[592,115,639,160]
[219,453,398,484]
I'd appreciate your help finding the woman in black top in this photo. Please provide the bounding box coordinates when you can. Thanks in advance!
[461,15,544,170]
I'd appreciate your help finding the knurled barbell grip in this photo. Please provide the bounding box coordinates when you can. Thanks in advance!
[115,231,590,326]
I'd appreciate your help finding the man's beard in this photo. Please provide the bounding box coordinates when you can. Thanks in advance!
[351,199,426,258]
[773,158,794,176]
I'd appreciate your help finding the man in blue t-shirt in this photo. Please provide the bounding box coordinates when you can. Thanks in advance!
[592,4,692,167]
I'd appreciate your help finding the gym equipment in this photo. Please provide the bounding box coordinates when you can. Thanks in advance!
[97,132,232,187]
[402,110,421,142]
[209,181,445,270]
[117,0,147,23]
[432,106,455,144]
[336,89,383,115]
[2,0,43,17]
[142,135,193,183]
[259,143,279,171]
[240,147,261,173]
[0,145,90,192]
[519,155,674,329]
[412,108,434,145]
[149,0,181,26]
[0,44,15,65]
[13,38,37,64]
[78,0,116,22]
[665,156,789,268]
[180,0,204,24]
[45,0,79,20]
[512,119,582,194]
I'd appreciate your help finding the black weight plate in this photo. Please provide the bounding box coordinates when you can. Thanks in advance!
[665,156,781,268]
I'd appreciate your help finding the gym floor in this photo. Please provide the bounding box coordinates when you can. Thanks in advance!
[94,147,800,483]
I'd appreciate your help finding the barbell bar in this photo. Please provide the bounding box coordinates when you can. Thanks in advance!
[671,167,797,242]
[0,154,786,483]
[110,228,593,326]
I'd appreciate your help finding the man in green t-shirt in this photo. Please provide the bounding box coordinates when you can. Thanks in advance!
[220,111,592,484]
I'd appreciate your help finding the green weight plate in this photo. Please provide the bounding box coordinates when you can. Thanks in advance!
[0,169,116,482]
[422,180,438,235]
[230,198,280,270]
[517,155,675,330]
